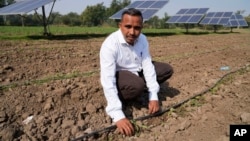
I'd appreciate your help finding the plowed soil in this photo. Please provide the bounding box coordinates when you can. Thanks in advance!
[0,29,250,141]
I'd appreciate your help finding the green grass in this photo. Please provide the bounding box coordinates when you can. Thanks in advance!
[0,25,249,40]
[0,26,209,40]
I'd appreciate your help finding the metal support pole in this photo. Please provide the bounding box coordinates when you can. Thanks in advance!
[42,6,48,35]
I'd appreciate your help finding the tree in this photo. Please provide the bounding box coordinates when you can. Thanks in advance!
[145,13,170,29]
[81,3,106,26]
[146,16,160,28]
[61,12,81,26]
[49,12,63,25]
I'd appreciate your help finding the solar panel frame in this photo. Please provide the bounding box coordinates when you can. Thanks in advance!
[127,1,143,8]
[188,15,203,23]
[138,1,155,8]
[200,11,233,25]
[238,20,248,26]
[230,21,239,26]
[225,14,249,27]
[196,8,209,14]
[206,12,216,18]
[166,15,181,23]
[186,8,198,14]
[166,8,209,24]
[110,0,169,21]
[235,14,244,20]
[214,12,224,17]
[177,15,192,23]
[142,9,158,18]
[223,12,233,17]
[209,18,220,25]
[0,0,55,15]
[218,18,230,25]
[176,9,188,14]
[150,1,168,8]
[199,17,211,24]
[230,15,236,20]
[109,9,125,19]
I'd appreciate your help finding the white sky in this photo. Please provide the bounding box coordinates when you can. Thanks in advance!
[37,0,250,17]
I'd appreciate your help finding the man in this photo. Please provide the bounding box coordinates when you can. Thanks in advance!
[100,8,173,136]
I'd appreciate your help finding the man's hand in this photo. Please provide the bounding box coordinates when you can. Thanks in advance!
[116,118,134,136]
[148,100,160,114]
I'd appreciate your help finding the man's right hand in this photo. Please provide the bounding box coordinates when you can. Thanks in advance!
[116,118,134,136]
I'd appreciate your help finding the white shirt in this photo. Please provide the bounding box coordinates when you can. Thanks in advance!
[100,29,159,122]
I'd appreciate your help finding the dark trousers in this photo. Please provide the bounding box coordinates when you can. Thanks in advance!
[116,61,173,101]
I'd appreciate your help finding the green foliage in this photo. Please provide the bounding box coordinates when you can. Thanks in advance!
[0,26,185,40]
[61,12,82,26]
[81,3,106,26]
[0,26,117,39]
[49,12,62,25]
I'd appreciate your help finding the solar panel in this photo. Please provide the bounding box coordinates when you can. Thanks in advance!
[166,8,209,24]
[219,18,230,25]
[109,0,169,21]
[199,17,210,24]
[223,12,233,17]
[188,15,203,23]
[150,1,168,8]
[176,9,188,15]
[214,12,224,17]
[138,1,155,8]
[196,8,209,14]
[166,15,181,23]
[0,0,55,15]
[178,15,191,23]
[206,12,215,17]
[225,14,248,27]
[199,12,233,25]
[186,8,198,14]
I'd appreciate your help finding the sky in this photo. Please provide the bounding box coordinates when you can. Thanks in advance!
[40,0,250,17]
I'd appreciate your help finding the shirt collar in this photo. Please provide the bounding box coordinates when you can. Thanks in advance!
[118,29,127,44]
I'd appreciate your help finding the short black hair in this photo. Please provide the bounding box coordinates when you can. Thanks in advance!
[121,8,143,21]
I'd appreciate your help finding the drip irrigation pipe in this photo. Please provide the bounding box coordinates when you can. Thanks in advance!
[71,64,249,141]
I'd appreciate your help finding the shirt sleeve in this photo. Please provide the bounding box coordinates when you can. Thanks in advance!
[100,38,125,122]
[140,36,160,101]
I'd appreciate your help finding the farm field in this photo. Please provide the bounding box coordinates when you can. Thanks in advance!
[0,29,250,141]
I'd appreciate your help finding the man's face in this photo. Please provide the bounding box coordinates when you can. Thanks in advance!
[119,14,143,45]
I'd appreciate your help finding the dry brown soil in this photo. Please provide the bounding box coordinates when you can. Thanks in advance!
[0,29,250,141]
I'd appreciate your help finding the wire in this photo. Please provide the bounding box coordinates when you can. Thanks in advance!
[71,64,249,141]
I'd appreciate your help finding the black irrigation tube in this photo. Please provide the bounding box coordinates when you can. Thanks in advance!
[71,64,249,141]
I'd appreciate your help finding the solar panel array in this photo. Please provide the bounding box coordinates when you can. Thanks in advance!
[225,14,248,27]
[0,0,55,15]
[199,12,233,25]
[166,8,209,24]
[110,0,169,21]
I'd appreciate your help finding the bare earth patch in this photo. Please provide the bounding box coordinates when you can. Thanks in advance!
[0,30,250,141]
